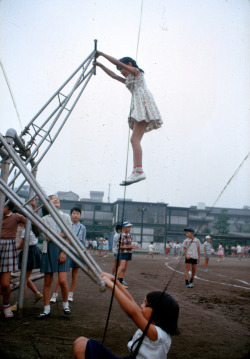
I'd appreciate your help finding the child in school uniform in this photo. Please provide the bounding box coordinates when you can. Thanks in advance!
[73,272,179,359]
[0,200,26,318]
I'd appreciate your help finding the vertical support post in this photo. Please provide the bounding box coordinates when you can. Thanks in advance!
[164,204,169,250]
[0,136,14,238]
[17,167,37,317]
[140,207,146,246]
[94,39,98,75]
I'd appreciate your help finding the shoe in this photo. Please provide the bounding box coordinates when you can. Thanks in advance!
[50,293,58,303]
[120,172,146,186]
[122,280,128,286]
[3,307,14,318]
[188,283,194,288]
[10,303,17,311]
[68,292,74,302]
[36,312,50,320]
[203,268,208,272]
[63,307,71,315]
[34,293,43,303]
[186,283,190,287]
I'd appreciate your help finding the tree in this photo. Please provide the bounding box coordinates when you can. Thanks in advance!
[214,209,230,235]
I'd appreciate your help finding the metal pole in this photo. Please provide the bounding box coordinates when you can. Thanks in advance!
[0,135,13,238]
[0,179,104,287]
[0,135,104,278]
[94,39,97,75]
[17,167,37,316]
[164,204,169,250]
[140,207,146,245]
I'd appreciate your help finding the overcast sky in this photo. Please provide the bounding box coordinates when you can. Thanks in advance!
[0,0,249,209]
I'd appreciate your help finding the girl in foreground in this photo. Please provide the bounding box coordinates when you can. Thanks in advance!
[73,272,179,359]
[94,52,162,186]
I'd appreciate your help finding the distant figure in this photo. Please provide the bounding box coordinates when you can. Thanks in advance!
[183,227,201,288]
[203,235,212,272]
[217,242,224,262]
[146,242,155,259]
[165,241,171,259]
[236,243,242,260]
[94,51,162,186]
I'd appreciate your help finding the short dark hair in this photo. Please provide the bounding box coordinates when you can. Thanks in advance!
[146,291,180,335]
[115,224,122,232]
[5,200,15,211]
[70,207,81,215]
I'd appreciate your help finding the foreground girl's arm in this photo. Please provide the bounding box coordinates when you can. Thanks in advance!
[101,272,158,341]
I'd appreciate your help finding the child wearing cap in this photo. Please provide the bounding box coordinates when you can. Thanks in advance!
[117,222,137,288]
[183,228,201,288]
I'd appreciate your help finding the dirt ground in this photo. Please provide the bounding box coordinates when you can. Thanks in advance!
[0,253,250,359]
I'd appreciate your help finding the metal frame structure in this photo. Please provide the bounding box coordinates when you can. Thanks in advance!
[0,40,104,316]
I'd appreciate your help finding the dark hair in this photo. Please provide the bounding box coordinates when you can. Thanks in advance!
[31,224,40,238]
[146,291,180,335]
[117,57,144,73]
[115,224,122,232]
[70,207,81,215]
[4,200,15,212]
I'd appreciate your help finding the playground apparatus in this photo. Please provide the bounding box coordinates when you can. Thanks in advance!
[0,40,106,316]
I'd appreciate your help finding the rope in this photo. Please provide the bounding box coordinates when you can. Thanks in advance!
[0,59,23,130]
[98,1,145,356]
[131,151,250,357]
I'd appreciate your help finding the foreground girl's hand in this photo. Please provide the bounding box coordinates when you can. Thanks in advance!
[101,274,115,289]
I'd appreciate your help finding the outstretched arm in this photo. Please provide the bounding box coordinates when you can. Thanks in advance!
[96,51,141,77]
[93,61,125,83]
[101,272,158,341]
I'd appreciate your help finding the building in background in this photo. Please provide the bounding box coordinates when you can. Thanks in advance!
[57,191,250,250]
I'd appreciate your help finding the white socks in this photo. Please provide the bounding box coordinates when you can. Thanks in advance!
[44,305,50,314]
[63,301,69,309]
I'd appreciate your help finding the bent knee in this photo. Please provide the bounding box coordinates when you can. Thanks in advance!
[73,336,88,358]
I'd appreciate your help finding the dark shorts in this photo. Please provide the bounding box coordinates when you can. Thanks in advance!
[185,258,198,265]
[120,253,132,261]
[86,339,131,359]
[113,253,119,260]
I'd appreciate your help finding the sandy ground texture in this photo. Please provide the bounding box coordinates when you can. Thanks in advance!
[0,253,250,359]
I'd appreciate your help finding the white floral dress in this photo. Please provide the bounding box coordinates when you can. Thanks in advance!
[125,73,163,132]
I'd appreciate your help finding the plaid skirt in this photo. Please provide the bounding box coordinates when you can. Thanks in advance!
[0,239,18,272]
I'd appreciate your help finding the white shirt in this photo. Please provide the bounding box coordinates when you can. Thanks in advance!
[182,237,201,259]
[236,245,242,254]
[127,326,171,359]
[21,228,38,246]
[41,210,71,253]
[148,244,154,252]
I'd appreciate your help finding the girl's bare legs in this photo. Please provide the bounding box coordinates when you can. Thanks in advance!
[130,120,147,169]
[70,268,79,293]
[0,272,11,303]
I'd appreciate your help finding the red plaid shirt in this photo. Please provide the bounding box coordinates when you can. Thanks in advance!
[120,233,133,253]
